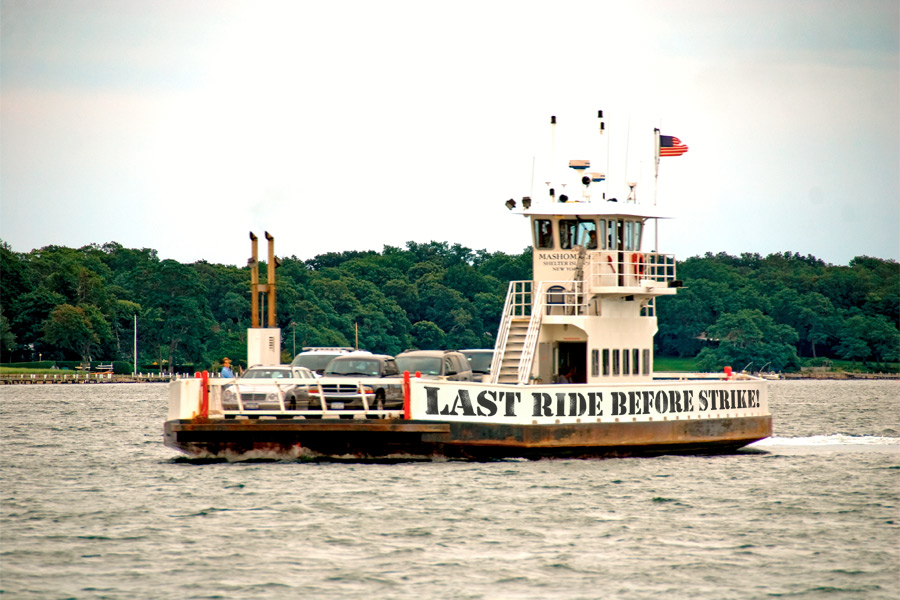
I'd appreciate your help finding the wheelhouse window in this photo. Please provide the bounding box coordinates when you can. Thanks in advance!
[559,220,578,249]
[560,219,599,250]
[580,220,598,249]
[606,220,618,250]
[534,220,553,249]
[624,220,644,251]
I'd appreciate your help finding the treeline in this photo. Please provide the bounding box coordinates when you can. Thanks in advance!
[0,241,897,373]
[0,241,530,372]
[656,252,899,371]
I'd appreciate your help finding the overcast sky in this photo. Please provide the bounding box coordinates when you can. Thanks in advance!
[2,0,898,267]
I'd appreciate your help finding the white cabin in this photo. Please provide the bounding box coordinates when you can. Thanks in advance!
[491,196,681,386]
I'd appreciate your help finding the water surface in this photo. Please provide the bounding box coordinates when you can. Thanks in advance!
[1,380,897,599]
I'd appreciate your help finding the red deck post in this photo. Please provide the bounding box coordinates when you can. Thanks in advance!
[403,370,411,420]
[200,370,209,417]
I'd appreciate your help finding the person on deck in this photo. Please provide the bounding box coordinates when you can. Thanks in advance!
[558,365,577,384]
[221,358,235,378]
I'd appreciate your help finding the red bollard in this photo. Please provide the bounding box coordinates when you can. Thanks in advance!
[724,366,733,380]
[200,370,209,418]
[403,371,411,420]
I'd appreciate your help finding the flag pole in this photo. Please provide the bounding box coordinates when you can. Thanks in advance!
[653,128,660,252]
[653,128,660,206]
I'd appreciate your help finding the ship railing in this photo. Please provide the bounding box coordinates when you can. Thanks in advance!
[517,282,545,384]
[583,251,676,289]
[208,377,402,419]
[489,280,533,383]
[540,280,587,316]
[652,371,764,381]
[518,280,587,384]
[490,280,587,385]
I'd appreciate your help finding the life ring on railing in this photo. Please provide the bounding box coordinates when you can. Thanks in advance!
[632,253,644,276]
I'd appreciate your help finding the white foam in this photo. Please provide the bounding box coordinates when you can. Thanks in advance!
[751,434,900,447]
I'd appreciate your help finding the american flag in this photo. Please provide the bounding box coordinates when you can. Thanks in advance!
[659,135,688,157]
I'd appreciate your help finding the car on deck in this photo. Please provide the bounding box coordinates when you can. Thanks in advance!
[460,349,494,382]
[290,347,354,376]
[296,353,404,416]
[221,365,316,416]
[395,350,475,382]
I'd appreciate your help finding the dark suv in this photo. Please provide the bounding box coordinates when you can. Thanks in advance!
[298,353,404,415]
[395,350,475,382]
[460,349,494,381]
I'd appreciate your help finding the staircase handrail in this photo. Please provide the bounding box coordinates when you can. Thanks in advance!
[517,281,547,384]
[489,280,521,383]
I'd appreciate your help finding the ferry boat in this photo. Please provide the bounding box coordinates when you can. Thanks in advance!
[164,114,771,460]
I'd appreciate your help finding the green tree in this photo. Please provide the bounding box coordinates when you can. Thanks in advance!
[410,321,446,350]
[10,288,67,359]
[696,309,800,372]
[137,260,215,373]
[0,310,16,359]
[42,304,104,363]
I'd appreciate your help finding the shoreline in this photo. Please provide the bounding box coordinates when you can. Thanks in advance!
[779,371,900,380]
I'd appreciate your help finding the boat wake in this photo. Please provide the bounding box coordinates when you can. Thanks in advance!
[750,434,899,449]
[754,434,898,445]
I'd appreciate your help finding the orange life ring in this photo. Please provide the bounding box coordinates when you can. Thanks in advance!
[632,252,644,275]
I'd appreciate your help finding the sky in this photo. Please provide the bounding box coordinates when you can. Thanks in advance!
[2,0,898,267]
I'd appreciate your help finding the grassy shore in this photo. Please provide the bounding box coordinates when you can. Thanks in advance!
[653,357,898,375]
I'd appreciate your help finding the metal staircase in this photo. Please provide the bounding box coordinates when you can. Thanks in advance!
[489,281,532,384]
[490,279,587,385]
[497,318,531,383]
[490,281,550,384]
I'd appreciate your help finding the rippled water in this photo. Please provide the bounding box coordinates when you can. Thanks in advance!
[1,380,897,599]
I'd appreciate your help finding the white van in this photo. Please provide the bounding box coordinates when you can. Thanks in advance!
[289,347,354,376]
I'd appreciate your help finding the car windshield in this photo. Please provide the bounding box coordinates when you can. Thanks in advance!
[396,357,442,376]
[293,354,339,372]
[325,359,382,377]
[242,368,290,379]
[465,353,493,374]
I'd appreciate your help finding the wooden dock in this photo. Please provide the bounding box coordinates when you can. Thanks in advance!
[0,373,176,385]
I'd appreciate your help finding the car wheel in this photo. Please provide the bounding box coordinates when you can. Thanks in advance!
[305,399,322,420]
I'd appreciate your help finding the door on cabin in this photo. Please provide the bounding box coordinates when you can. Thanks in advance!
[557,342,587,384]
